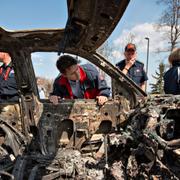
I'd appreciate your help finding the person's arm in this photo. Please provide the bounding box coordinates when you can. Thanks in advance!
[95,70,110,98]
[85,64,110,105]
[140,82,146,91]
[122,58,136,75]
[98,78,110,97]
[96,71,111,105]
[49,78,63,105]
[96,78,110,105]
[122,66,130,74]
[140,68,148,91]
[84,64,110,97]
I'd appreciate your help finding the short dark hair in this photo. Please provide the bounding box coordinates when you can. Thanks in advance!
[56,55,78,73]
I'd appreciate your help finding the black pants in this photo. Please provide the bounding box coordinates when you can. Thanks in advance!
[0,95,19,103]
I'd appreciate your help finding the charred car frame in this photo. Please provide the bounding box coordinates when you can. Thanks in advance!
[0,0,179,179]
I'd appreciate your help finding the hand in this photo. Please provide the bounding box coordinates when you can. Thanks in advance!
[49,95,60,105]
[125,58,136,69]
[96,96,108,105]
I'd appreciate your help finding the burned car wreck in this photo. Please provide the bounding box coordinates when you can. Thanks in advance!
[0,0,180,179]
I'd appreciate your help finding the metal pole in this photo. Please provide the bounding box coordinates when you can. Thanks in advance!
[145,37,149,93]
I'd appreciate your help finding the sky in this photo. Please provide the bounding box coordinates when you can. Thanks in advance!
[0,0,169,92]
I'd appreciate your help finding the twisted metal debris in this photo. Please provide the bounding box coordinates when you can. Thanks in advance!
[0,95,180,179]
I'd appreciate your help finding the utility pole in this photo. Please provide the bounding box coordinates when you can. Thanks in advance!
[145,37,150,93]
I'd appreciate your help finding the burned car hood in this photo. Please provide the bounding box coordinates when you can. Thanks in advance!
[62,0,131,52]
[0,0,130,52]
[0,0,146,107]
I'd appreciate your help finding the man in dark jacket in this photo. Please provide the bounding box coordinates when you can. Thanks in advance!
[49,55,110,105]
[116,43,148,91]
[164,48,180,95]
[0,52,19,103]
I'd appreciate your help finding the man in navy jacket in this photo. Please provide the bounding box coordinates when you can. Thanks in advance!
[50,55,110,105]
[116,43,148,91]
[0,52,19,103]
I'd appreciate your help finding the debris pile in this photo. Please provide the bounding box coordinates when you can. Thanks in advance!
[107,95,180,179]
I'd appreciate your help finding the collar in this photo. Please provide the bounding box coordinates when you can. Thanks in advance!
[172,61,180,66]
[1,62,12,69]
[59,65,87,85]
[78,65,87,82]
[133,61,138,67]
[124,59,138,67]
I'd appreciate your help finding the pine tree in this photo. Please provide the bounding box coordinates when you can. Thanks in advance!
[150,63,166,94]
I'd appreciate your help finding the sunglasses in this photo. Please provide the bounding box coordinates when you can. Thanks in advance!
[126,49,135,52]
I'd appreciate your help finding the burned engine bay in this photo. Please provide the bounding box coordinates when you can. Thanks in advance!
[0,0,180,179]
[0,95,180,179]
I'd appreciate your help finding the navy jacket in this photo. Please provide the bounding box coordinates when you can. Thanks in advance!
[164,61,180,95]
[51,64,110,99]
[116,60,148,86]
[0,63,19,102]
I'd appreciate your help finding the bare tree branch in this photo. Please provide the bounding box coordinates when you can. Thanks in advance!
[156,0,180,52]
